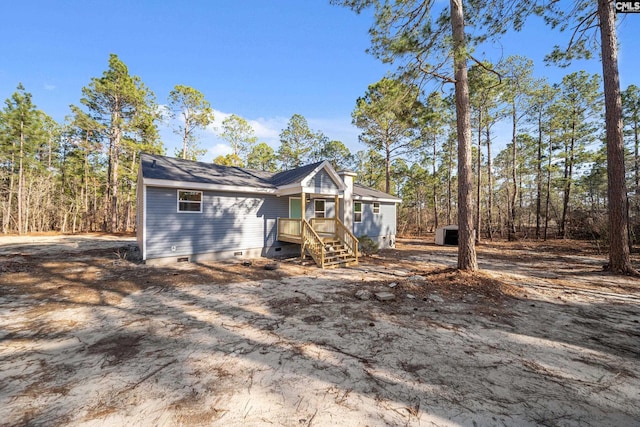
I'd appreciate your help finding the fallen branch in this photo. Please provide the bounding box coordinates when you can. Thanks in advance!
[117,359,177,396]
[307,408,318,426]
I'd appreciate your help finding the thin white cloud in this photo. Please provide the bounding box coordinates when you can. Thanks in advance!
[156,104,171,125]
[204,110,286,148]
[307,117,363,152]
[205,109,233,135]
[44,84,56,91]
[207,143,232,160]
[159,108,364,160]
[248,116,288,143]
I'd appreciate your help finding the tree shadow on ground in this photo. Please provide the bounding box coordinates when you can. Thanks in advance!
[1,238,639,426]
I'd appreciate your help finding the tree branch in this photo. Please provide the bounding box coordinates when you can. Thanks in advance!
[565,10,599,53]
[468,55,503,86]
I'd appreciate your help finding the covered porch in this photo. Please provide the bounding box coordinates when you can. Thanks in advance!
[277,192,358,268]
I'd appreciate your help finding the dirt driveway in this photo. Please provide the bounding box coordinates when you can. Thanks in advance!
[1,234,639,426]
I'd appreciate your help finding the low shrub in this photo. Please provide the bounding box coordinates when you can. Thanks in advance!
[358,235,379,256]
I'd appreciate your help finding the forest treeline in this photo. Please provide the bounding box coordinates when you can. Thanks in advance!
[1,53,639,246]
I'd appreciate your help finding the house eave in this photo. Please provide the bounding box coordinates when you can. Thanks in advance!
[276,185,342,197]
[142,178,277,195]
[354,195,402,203]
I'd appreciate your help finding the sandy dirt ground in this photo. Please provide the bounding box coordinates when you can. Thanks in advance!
[0,234,639,426]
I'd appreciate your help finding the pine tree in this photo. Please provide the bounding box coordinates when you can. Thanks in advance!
[247,142,278,172]
[352,77,421,195]
[219,114,257,165]
[168,85,213,161]
[277,114,317,169]
[0,84,46,234]
[80,54,162,232]
[542,0,636,273]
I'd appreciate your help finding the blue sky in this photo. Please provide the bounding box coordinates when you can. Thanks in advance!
[1,1,638,160]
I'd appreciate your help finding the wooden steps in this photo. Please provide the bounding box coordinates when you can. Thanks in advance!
[316,238,357,268]
[294,218,359,269]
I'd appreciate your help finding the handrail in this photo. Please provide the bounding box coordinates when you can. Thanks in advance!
[333,218,359,264]
[302,219,325,268]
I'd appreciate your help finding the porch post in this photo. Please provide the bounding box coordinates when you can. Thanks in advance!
[334,194,339,219]
[301,191,306,258]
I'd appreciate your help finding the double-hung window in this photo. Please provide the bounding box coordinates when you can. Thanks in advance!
[354,202,362,223]
[177,190,202,213]
[314,200,326,218]
[373,202,380,214]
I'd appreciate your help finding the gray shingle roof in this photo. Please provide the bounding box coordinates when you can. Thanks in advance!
[269,161,324,186]
[141,153,327,189]
[141,153,275,188]
[353,183,402,202]
[140,153,400,202]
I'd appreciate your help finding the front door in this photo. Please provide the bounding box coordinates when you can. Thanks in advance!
[289,197,302,219]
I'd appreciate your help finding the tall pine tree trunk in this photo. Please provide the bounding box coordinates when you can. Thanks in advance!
[475,110,482,244]
[83,146,90,232]
[635,122,639,195]
[4,147,16,234]
[447,142,453,225]
[598,0,635,274]
[108,107,121,233]
[432,135,439,229]
[509,106,518,241]
[182,120,189,159]
[561,135,575,239]
[544,135,553,241]
[385,145,392,194]
[125,151,137,231]
[634,115,639,248]
[25,179,32,233]
[518,158,524,233]
[17,118,25,235]
[535,114,543,239]
[486,125,493,240]
[93,178,99,232]
[451,0,477,271]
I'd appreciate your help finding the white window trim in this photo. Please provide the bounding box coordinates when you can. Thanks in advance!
[354,201,363,223]
[373,202,380,214]
[177,189,203,213]
[314,199,326,218]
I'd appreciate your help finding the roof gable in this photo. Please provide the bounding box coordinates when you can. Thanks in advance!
[274,161,346,196]
[300,161,345,189]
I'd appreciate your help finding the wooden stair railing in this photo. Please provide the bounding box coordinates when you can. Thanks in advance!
[333,218,358,266]
[309,218,359,268]
[301,219,325,268]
